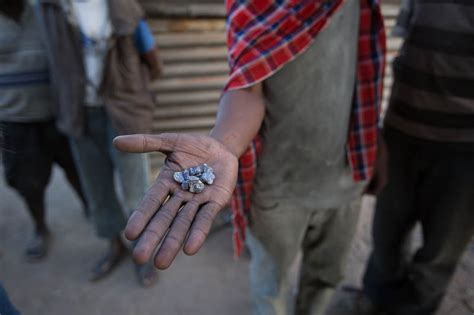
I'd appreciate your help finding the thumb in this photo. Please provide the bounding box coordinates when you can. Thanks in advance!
[113,133,179,153]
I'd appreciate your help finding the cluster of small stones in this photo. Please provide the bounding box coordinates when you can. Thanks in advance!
[173,164,216,194]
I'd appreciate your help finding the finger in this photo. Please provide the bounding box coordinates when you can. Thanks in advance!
[183,201,221,256]
[132,196,184,264]
[113,133,180,154]
[125,181,170,241]
[154,200,200,269]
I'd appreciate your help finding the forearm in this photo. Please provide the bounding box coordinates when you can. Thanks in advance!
[209,83,266,158]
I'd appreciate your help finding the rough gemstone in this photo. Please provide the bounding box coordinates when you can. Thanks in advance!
[182,169,190,181]
[173,164,215,193]
[173,172,185,183]
[202,164,212,173]
[188,165,203,176]
[201,170,215,185]
[189,180,205,193]
[187,175,200,182]
[181,181,190,191]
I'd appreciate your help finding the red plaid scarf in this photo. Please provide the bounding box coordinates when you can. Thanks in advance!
[225,0,386,256]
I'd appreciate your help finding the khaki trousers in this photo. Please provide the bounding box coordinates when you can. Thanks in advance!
[247,198,361,315]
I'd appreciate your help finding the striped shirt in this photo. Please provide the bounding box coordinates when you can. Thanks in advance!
[385,0,474,145]
[0,5,53,122]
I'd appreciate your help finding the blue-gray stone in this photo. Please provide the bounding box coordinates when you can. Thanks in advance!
[182,169,190,181]
[181,181,190,191]
[188,176,200,182]
[173,172,185,183]
[174,164,215,193]
[189,165,203,176]
[201,170,215,185]
[189,180,205,193]
[202,164,212,173]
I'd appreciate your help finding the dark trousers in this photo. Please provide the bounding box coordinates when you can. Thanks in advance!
[0,284,20,315]
[363,127,474,315]
[1,121,87,231]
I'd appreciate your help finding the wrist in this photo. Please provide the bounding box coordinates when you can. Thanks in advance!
[209,129,241,159]
[209,84,265,160]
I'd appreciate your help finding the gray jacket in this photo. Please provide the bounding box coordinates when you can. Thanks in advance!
[36,0,154,137]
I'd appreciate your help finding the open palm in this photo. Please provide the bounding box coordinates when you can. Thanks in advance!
[114,133,238,269]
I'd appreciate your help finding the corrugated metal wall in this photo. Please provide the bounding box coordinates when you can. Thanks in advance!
[147,4,402,170]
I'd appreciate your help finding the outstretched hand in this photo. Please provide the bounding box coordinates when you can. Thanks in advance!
[113,133,238,269]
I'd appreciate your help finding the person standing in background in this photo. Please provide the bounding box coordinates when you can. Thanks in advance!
[391,0,414,38]
[0,283,20,315]
[350,1,474,314]
[36,0,162,286]
[0,0,88,261]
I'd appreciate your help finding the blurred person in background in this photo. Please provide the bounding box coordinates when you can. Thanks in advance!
[0,283,20,315]
[0,0,88,261]
[0,56,22,315]
[391,0,414,38]
[347,1,474,314]
[35,0,162,286]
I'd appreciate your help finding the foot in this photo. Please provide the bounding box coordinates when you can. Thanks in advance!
[25,229,50,261]
[135,262,158,287]
[89,237,126,282]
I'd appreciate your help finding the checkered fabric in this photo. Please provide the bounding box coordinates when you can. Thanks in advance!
[225,0,386,257]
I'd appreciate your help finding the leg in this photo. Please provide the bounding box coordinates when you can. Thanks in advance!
[1,122,52,259]
[247,198,312,315]
[44,121,89,216]
[106,116,157,287]
[68,108,127,280]
[363,128,421,309]
[296,198,361,315]
[115,151,149,213]
[406,149,474,314]
[68,109,126,239]
[115,151,156,287]
[106,122,149,215]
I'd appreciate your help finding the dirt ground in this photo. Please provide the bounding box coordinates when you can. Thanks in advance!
[1,166,473,315]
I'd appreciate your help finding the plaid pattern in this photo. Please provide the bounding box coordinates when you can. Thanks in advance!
[225,0,386,257]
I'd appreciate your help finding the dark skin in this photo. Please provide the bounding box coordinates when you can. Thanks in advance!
[114,83,387,269]
[114,84,265,269]
[0,0,24,22]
